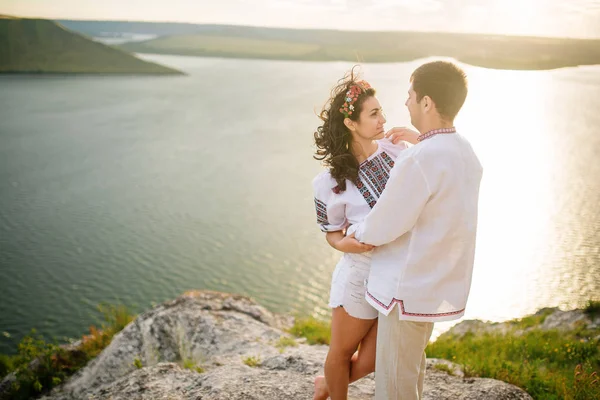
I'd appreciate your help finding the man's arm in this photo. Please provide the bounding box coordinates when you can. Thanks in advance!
[353,154,431,246]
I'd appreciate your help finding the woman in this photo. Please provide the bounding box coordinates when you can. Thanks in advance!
[312,69,408,400]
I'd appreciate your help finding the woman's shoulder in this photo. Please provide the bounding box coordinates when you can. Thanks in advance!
[312,170,349,197]
[312,169,333,184]
[312,170,336,192]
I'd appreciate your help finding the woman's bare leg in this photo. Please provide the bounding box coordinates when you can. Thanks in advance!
[315,307,376,400]
[314,319,378,400]
[349,318,377,382]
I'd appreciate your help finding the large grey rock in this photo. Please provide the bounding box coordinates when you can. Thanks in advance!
[540,309,595,331]
[39,290,531,400]
[448,307,599,339]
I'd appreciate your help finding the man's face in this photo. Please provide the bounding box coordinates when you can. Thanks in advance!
[405,84,422,131]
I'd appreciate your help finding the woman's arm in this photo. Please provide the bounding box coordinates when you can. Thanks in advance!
[325,230,375,253]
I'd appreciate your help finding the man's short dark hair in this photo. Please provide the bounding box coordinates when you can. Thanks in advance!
[410,61,468,121]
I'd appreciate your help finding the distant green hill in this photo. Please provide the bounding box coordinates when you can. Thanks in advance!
[57,19,208,38]
[66,21,600,70]
[0,17,183,74]
[120,30,600,70]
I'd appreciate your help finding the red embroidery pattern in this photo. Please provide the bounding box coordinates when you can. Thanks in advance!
[314,198,328,225]
[356,179,377,208]
[357,151,395,208]
[366,291,465,317]
[417,127,456,142]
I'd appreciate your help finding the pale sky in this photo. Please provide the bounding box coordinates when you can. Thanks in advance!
[3,0,600,38]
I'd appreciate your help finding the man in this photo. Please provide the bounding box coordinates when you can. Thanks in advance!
[347,60,483,399]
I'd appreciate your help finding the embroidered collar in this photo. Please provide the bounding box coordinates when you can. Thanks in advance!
[417,127,456,142]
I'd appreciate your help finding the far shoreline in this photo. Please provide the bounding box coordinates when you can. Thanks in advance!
[0,70,187,76]
[132,51,600,71]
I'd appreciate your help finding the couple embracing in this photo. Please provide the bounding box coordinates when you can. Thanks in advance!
[311,61,483,400]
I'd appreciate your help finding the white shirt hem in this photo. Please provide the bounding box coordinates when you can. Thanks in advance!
[365,292,466,322]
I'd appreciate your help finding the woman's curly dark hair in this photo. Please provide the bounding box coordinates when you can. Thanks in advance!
[313,67,376,192]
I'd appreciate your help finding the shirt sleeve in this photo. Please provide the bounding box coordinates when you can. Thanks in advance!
[312,173,347,232]
[353,154,431,246]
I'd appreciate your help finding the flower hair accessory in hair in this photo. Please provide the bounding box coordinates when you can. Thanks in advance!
[339,80,372,118]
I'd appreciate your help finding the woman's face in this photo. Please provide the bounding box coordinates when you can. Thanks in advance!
[352,96,386,140]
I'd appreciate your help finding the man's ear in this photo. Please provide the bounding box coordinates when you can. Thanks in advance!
[343,117,355,131]
[422,95,433,113]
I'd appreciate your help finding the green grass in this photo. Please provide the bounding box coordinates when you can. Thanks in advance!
[133,357,143,369]
[584,301,600,318]
[288,316,331,345]
[428,328,599,400]
[433,363,456,376]
[274,336,298,353]
[0,304,136,400]
[0,353,15,377]
[182,358,204,373]
[242,355,261,368]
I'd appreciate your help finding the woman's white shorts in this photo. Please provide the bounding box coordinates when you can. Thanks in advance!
[328,253,378,320]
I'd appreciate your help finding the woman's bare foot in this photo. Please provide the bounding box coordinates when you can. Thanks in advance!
[313,375,329,400]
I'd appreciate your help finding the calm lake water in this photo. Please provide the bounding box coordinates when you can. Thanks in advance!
[1,54,599,354]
